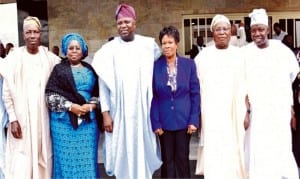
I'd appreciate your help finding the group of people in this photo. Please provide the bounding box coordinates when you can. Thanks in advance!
[195,8,300,179]
[0,3,299,179]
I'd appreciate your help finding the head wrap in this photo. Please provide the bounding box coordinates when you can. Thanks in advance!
[210,14,230,32]
[249,8,268,26]
[115,3,136,20]
[61,33,88,57]
[23,16,41,30]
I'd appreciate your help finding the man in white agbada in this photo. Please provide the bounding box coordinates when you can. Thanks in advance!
[195,14,248,179]
[229,23,248,47]
[244,8,299,179]
[2,16,60,179]
[92,3,162,179]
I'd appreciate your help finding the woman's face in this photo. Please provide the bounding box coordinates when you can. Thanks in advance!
[161,35,177,58]
[212,22,231,49]
[66,40,83,63]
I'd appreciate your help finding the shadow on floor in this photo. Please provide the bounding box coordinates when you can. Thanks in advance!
[99,160,204,179]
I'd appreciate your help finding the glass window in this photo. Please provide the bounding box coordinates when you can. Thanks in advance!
[183,12,300,54]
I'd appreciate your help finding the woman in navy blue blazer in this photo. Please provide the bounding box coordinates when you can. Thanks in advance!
[151,26,200,178]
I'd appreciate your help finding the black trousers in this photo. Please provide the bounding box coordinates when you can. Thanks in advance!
[159,129,191,178]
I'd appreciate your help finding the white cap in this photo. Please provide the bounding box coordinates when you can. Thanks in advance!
[210,14,230,32]
[249,8,268,26]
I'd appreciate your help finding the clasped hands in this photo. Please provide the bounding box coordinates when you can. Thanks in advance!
[154,124,197,136]
[70,103,96,117]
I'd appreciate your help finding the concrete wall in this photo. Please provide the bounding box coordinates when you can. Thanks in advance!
[47,0,300,56]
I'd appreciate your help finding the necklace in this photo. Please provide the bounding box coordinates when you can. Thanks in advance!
[166,57,177,92]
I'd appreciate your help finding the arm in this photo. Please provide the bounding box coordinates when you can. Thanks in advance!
[2,78,22,138]
[291,105,296,130]
[244,95,251,130]
[153,41,162,60]
[188,60,201,128]
[2,78,17,123]
[287,48,299,129]
[45,92,89,117]
[99,78,111,112]
[150,73,162,134]
[98,78,114,132]
[45,92,71,112]
[81,97,99,111]
[150,92,163,135]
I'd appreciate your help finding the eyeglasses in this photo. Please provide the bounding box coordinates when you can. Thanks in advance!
[214,27,231,33]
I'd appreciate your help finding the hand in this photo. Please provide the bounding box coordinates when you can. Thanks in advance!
[291,116,297,131]
[187,124,197,134]
[291,107,296,130]
[81,104,96,112]
[102,111,113,133]
[10,121,22,139]
[70,104,88,117]
[154,128,164,136]
[244,113,250,130]
[244,95,251,130]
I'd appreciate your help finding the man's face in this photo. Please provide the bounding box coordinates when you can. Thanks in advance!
[274,26,281,35]
[197,36,204,46]
[212,22,231,49]
[52,46,59,56]
[117,17,136,41]
[23,24,41,50]
[251,24,269,48]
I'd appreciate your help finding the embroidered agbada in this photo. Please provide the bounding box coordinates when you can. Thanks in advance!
[2,46,60,179]
[195,45,247,179]
[92,35,162,179]
[243,40,299,179]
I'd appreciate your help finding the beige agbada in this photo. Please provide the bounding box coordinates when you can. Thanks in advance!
[2,46,60,179]
[195,45,247,179]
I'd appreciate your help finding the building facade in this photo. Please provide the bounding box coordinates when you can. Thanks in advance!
[1,0,300,56]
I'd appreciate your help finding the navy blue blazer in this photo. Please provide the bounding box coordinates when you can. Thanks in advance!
[150,55,200,131]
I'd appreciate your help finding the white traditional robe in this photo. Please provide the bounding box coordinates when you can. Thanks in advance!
[244,40,299,179]
[2,46,60,179]
[273,30,288,41]
[92,35,162,179]
[195,45,247,179]
[230,27,248,47]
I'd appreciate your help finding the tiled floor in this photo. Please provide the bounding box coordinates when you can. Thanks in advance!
[98,132,204,178]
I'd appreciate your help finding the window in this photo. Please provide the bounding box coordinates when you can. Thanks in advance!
[183,12,300,54]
